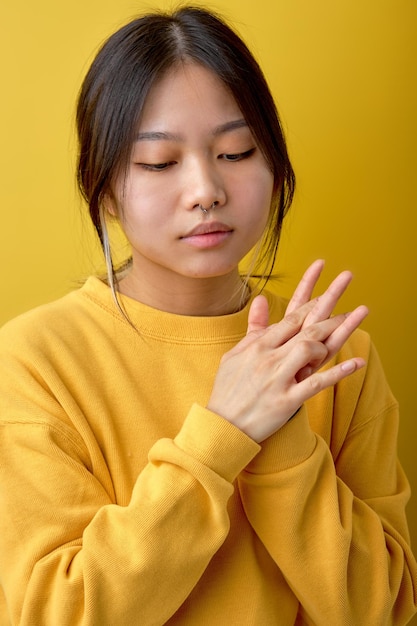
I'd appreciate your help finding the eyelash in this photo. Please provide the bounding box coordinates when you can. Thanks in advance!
[221,148,256,162]
[139,162,175,171]
[137,148,256,171]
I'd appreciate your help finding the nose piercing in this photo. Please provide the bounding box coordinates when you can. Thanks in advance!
[199,202,217,215]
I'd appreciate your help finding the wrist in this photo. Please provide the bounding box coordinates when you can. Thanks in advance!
[243,405,316,474]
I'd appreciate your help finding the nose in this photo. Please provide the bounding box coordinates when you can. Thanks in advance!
[185,157,226,211]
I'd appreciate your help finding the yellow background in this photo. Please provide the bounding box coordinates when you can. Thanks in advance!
[1,0,416,610]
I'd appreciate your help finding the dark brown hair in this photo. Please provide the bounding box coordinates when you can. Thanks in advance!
[76,5,295,282]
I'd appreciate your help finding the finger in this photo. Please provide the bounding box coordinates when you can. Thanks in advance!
[246,295,269,334]
[295,308,368,380]
[242,299,315,356]
[263,299,319,349]
[302,270,353,328]
[299,313,350,343]
[286,312,365,382]
[275,338,330,380]
[324,305,369,355]
[276,314,350,361]
[293,357,366,405]
[285,259,325,315]
[226,295,270,356]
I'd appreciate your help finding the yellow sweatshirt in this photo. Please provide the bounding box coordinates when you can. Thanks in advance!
[0,276,416,625]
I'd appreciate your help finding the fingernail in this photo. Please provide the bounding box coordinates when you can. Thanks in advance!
[341,360,355,373]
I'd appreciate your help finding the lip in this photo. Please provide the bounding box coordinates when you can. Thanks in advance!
[181,221,233,238]
[180,221,234,249]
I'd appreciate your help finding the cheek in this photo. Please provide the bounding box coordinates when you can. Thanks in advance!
[242,170,274,223]
[249,178,274,246]
[119,208,156,245]
[115,183,158,233]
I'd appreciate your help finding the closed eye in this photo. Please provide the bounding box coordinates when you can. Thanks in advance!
[220,148,256,162]
[136,147,256,170]
[136,161,176,171]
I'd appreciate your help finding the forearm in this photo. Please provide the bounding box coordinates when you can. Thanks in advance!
[239,408,417,625]
[1,406,259,625]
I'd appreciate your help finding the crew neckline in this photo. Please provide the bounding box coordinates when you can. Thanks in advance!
[80,275,275,342]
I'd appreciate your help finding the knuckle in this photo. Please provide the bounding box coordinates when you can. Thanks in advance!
[307,374,322,392]
[260,349,277,372]
[295,340,311,358]
[315,341,329,359]
[283,310,303,327]
[303,324,321,340]
[295,339,329,365]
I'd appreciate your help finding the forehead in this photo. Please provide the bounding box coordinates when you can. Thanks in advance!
[138,62,244,133]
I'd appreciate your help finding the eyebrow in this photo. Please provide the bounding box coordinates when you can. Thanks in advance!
[135,119,249,142]
[212,119,248,136]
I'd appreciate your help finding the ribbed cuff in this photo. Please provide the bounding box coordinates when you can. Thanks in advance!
[244,405,317,474]
[174,403,261,483]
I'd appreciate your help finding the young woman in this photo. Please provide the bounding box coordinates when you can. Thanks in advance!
[0,6,416,625]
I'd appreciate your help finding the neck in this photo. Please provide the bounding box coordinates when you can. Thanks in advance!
[117,267,249,317]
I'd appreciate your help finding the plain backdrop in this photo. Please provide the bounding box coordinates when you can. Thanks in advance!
[1,1,416,616]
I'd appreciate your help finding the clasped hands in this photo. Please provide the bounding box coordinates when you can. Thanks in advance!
[207,260,369,443]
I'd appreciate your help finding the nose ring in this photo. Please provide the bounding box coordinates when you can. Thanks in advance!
[199,202,217,215]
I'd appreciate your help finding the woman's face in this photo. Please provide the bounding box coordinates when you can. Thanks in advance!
[112,62,274,299]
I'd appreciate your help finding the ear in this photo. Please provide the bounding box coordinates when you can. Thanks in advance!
[102,192,118,217]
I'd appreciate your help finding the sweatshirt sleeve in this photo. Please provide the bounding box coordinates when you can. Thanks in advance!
[0,388,259,625]
[238,336,417,625]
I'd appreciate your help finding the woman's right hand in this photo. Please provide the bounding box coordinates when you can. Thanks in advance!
[207,261,368,443]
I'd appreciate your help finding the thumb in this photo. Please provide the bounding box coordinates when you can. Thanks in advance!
[247,295,269,335]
